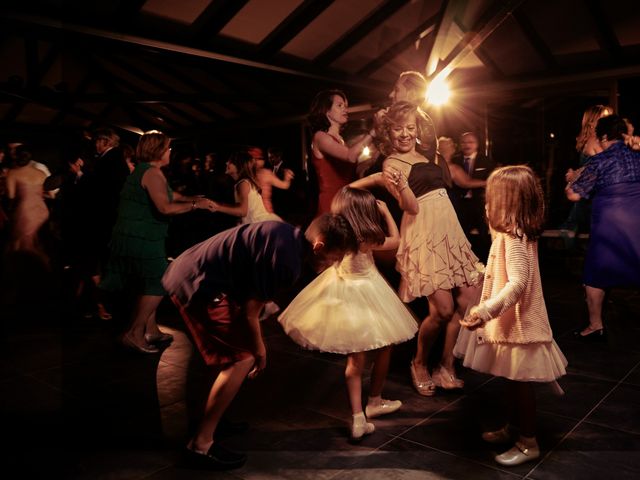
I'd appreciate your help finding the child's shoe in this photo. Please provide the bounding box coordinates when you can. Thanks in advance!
[350,412,375,442]
[482,424,516,444]
[365,398,402,418]
[495,438,540,466]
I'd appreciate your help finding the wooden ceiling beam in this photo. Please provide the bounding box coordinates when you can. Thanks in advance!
[357,12,440,78]
[259,0,335,57]
[314,0,410,67]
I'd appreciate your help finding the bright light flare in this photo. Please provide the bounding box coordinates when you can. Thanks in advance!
[426,77,451,106]
[362,146,371,157]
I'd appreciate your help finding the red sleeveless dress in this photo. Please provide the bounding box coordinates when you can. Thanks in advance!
[311,133,356,216]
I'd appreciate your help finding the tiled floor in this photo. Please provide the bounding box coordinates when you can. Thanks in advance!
[1,248,640,479]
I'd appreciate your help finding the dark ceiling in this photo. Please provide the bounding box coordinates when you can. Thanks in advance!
[1,0,639,139]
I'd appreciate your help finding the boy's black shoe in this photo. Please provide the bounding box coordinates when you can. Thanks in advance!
[183,443,247,470]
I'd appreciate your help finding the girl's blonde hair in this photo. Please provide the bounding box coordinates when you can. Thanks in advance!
[485,165,544,240]
[575,105,612,152]
[330,187,385,246]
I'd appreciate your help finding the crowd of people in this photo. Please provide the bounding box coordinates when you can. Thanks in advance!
[1,70,639,472]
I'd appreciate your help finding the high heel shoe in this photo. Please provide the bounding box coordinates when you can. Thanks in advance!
[410,361,436,396]
[97,303,112,320]
[121,333,160,354]
[145,332,174,345]
[432,364,464,390]
[573,326,605,341]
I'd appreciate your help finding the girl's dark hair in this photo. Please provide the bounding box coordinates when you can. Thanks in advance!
[331,187,385,246]
[307,89,347,133]
[309,213,358,255]
[485,165,545,240]
[595,114,627,141]
[227,150,260,192]
[14,145,32,167]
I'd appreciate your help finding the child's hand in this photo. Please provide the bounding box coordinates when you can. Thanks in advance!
[460,312,484,331]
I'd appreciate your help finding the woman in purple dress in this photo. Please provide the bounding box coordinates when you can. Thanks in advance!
[566,114,640,338]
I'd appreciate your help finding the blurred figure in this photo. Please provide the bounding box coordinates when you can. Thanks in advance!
[438,136,487,192]
[251,146,294,216]
[122,143,136,174]
[5,145,49,256]
[213,151,281,224]
[561,105,613,239]
[449,132,495,261]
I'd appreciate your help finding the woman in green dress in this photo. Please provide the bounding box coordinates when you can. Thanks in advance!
[101,131,216,353]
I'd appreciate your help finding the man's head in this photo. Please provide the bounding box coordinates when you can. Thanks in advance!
[304,214,357,272]
[94,128,119,155]
[460,132,479,157]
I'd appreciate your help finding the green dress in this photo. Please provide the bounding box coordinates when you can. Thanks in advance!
[101,162,172,295]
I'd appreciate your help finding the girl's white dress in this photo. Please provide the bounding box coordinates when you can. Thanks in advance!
[278,251,418,354]
[236,179,281,224]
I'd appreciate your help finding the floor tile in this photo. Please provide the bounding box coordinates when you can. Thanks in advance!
[528,422,640,480]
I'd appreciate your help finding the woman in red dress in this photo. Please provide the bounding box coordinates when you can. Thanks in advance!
[308,89,375,216]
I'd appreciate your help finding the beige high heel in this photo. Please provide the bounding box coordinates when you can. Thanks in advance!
[410,361,436,396]
[432,364,464,389]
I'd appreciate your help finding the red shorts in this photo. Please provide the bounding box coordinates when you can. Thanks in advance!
[171,294,254,367]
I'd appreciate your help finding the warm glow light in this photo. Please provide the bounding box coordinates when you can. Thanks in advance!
[362,146,371,157]
[426,77,450,106]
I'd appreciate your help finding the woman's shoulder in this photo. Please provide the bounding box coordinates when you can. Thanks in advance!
[384,155,413,168]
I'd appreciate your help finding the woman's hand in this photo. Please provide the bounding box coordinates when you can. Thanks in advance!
[383,166,407,192]
[247,339,267,379]
[565,168,577,183]
[283,169,295,181]
[624,133,640,151]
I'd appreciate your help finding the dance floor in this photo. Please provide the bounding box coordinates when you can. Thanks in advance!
[1,244,640,479]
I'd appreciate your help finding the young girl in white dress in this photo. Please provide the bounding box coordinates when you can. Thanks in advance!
[212,151,281,224]
[278,186,418,441]
[455,165,567,467]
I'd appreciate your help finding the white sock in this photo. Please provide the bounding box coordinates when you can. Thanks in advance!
[352,412,366,422]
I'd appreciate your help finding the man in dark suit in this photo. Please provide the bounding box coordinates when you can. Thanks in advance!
[450,132,495,261]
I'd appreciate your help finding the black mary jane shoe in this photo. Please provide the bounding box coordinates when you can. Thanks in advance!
[183,443,247,470]
[573,326,606,342]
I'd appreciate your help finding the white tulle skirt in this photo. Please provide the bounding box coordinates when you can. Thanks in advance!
[278,252,418,354]
[454,327,567,382]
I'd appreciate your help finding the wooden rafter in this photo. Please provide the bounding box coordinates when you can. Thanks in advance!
[314,0,410,67]
[190,0,251,42]
[258,0,335,57]
[357,11,440,77]
[583,0,622,60]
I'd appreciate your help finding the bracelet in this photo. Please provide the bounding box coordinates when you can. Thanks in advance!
[191,200,197,210]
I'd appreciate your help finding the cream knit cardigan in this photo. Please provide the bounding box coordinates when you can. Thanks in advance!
[472,232,553,344]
